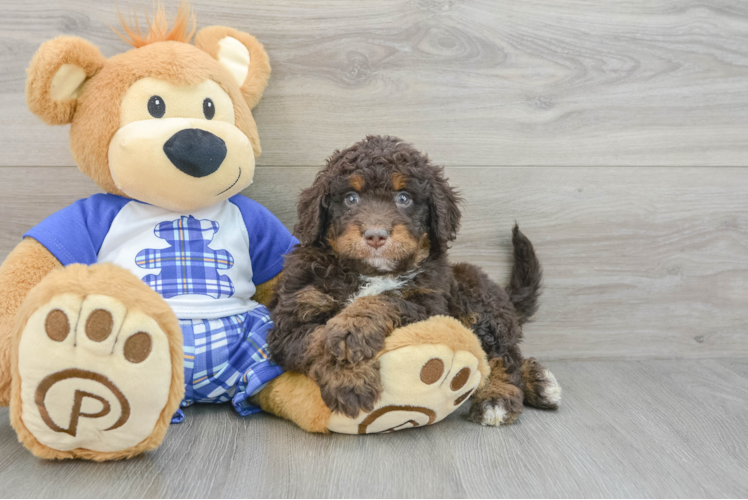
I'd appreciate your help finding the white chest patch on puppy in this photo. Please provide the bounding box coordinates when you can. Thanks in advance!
[350,270,421,303]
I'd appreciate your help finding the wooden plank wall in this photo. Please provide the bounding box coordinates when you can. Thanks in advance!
[0,0,746,359]
[4,0,748,167]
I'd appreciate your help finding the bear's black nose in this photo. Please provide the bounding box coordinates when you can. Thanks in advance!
[163,129,227,178]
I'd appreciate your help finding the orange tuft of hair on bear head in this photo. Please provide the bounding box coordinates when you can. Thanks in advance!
[113,1,196,48]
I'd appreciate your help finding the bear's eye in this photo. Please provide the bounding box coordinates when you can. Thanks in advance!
[203,98,215,120]
[147,95,165,118]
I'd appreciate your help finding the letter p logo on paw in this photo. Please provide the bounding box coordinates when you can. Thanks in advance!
[17,293,174,453]
[34,368,130,437]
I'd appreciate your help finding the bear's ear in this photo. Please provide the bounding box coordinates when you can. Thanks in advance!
[26,36,107,125]
[195,26,271,109]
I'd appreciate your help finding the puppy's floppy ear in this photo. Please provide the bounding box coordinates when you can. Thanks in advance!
[428,167,462,250]
[26,36,106,125]
[294,170,331,247]
[195,26,271,109]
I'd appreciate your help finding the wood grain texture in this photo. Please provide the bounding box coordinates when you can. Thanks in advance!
[2,0,748,167]
[0,359,747,497]
[1,166,746,360]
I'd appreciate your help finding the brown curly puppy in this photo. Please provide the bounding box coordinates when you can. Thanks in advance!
[268,136,561,424]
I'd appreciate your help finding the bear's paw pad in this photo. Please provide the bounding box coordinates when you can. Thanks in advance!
[17,294,173,453]
[327,344,482,434]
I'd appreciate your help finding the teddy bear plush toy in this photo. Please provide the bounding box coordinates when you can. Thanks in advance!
[0,5,489,460]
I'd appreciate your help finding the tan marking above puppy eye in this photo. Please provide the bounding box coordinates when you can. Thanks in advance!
[349,175,364,191]
[392,172,407,191]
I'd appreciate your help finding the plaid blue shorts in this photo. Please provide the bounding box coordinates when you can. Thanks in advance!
[171,305,283,423]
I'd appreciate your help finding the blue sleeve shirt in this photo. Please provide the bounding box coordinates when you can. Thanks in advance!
[24,194,298,320]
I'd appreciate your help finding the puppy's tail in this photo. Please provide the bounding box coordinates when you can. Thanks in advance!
[506,224,542,325]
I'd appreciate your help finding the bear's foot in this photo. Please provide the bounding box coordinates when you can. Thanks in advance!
[326,316,489,434]
[256,316,490,435]
[10,264,183,460]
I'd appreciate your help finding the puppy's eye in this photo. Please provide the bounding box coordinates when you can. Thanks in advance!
[395,192,412,207]
[344,192,360,206]
[203,98,215,120]
[148,95,165,118]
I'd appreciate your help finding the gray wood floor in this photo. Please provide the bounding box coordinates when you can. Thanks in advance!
[1,359,747,498]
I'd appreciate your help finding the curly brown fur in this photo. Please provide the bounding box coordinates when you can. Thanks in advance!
[468,358,524,425]
[448,230,556,416]
[268,135,556,419]
[507,225,543,325]
[293,287,338,322]
[521,357,561,410]
[322,296,398,364]
[307,324,383,417]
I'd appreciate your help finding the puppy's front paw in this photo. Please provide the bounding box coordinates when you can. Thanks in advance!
[324,314,387,364]
[468,395,523,426]
[313,360,383,418]
[321,383,381,419]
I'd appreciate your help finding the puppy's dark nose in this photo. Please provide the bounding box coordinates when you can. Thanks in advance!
[364,228,389,249]
[163,129,227,178]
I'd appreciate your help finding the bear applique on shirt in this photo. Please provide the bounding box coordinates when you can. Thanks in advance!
[25,194,298,320]
[136,215,236,300]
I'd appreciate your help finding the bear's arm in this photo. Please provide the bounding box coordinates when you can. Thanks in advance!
[251,272,282,306]
[0,238,62,405]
